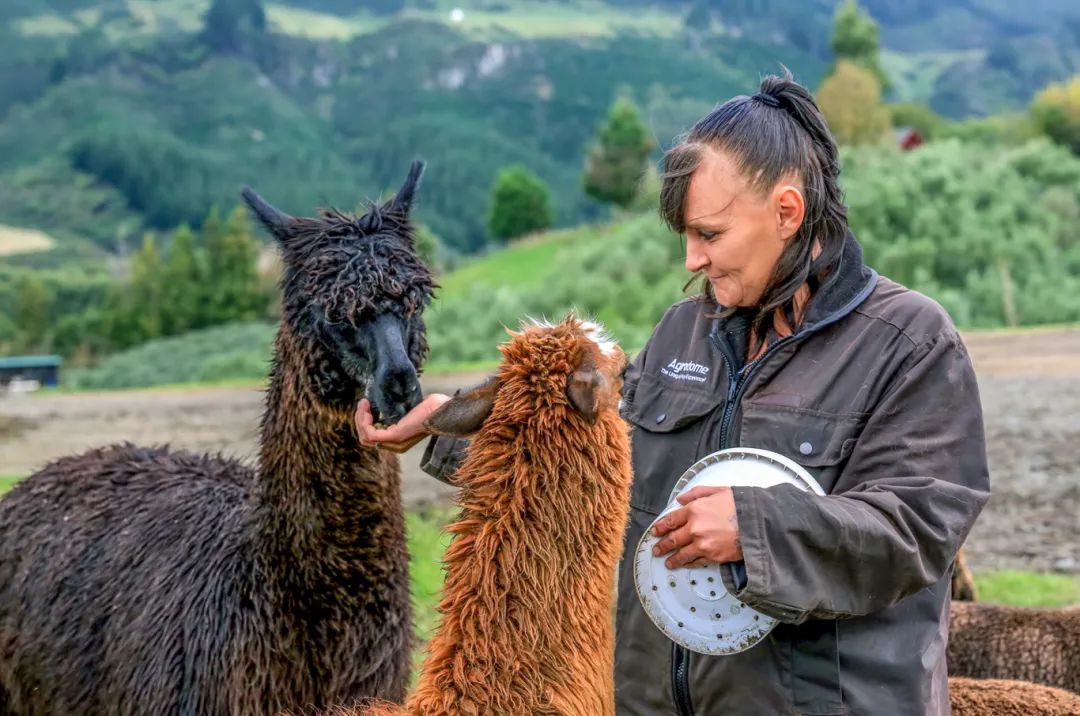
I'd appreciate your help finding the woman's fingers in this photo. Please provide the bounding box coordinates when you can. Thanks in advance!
[653,524,692,557]
[356,399,377,445]
[374,435,427,454]
[676,485,730,505]
[356,394,452,449]
[651,506,690,538]
[665,543,706,570]
[651,489,741,566]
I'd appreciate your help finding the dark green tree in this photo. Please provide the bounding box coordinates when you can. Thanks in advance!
[100,283,138,351]
[830,0,889,91]
[888,102,945,140]
[128,234,166,343]
[161,224,204,335]
[203,206,265,323]
[583,97,656,208]
[487,166,553,243]
[202,0,266,54]
[199,207,226,326]
[684,1,713,32]
[413,223,446,274]
[368,0,406,13]
[14,275,52,353]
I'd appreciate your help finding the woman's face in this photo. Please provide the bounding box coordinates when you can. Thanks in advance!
[682,147,802,308]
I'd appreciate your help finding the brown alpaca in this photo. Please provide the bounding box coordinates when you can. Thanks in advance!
[949,677,1080,715]
[949,601,1080,694]
[0,163,434,714]
[358,316,632,716]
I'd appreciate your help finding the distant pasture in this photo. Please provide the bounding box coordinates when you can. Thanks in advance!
[0,225,55,256]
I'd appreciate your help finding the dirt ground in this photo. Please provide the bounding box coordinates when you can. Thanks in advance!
[1,328,1077,574]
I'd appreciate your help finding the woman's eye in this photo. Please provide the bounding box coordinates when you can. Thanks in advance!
[700,231,718,242]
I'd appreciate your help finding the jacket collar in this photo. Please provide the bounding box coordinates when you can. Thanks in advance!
[801,230,878,331]
[709,231,878,345]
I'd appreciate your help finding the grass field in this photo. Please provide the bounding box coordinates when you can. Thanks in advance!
[15,0,679,42]
[976,570,1080,608]
[264,0,680,40]
[0,224,56,256]
[437,226,587,296]
[264,4,382,40]
[407,507,456,645]
[14,0,208,38]
[0,475,20,495]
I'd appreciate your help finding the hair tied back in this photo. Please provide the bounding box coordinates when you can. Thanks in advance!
[752,93,781,109]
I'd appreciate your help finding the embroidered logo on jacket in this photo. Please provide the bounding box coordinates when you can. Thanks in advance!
[660,358,710,383]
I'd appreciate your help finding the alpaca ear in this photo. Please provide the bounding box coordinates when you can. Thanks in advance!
[388,160,425,214]
[241,186,295,241]
[567,368,608,425]
[424,374,498,437]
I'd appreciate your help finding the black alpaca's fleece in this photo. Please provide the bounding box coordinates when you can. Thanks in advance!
[0,169,437,714]
[0,432,411,714]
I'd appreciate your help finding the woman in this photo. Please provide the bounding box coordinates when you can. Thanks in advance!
[358,72,990,715]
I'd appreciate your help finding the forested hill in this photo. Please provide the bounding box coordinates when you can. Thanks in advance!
[0,0,1077,260]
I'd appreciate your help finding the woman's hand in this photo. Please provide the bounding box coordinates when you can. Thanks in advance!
[651,486,742,569]
[355,394,451,453]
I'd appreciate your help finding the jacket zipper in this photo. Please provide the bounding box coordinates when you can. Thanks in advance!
[716,333,799,448]
[668,271,879,714]
[671,641,694,716]
[670,332,798,716]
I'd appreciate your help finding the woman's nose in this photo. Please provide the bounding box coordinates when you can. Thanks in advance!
[685,236,709,273]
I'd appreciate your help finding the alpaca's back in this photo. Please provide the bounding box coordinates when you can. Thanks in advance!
[949,677,1080,715]
[949,601,1080,695]
[0,444,261,714]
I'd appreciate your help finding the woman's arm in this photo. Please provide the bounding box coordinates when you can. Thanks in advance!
[419,434,469,485]
[727,335,990,623]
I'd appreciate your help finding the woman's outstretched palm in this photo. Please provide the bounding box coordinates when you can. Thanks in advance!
[355,394,451,453]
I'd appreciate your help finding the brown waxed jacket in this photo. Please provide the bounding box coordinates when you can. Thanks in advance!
[422,234,990,715]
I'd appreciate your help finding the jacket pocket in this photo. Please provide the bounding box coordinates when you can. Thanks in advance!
[625,373,725,514]
[773,620,846,715]
[624,373,720,432]
[739,403,867,494]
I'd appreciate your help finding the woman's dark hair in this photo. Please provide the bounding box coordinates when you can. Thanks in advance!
[660,69,848,337]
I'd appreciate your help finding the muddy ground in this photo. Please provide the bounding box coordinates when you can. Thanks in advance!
[1,328,1077,574]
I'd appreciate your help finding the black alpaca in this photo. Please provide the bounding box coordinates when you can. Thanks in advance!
[0,162,435,715]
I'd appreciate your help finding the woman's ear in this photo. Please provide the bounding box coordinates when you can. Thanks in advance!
[775,184,806,241]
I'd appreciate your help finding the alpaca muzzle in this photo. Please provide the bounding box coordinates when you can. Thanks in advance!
[368,363,423,426]
[360,314,425,425]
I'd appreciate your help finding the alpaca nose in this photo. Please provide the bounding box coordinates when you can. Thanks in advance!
[371,363,423,426]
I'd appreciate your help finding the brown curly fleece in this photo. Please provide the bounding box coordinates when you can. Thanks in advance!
[950,677,1080,715]
[356,317,632,716]
[949,601,1080,695]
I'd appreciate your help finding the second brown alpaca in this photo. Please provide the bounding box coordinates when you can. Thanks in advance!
[950,677,1080,715]
[949,601,1080,695]
[359,316,632,716]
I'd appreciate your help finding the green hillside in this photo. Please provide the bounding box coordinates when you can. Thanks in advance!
[425,136,1080,364]
[59,129,1080,390]
[1,0,1078,267]
[0,0,827,261]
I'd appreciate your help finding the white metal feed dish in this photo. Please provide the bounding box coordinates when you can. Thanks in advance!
[633,448,825,655]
